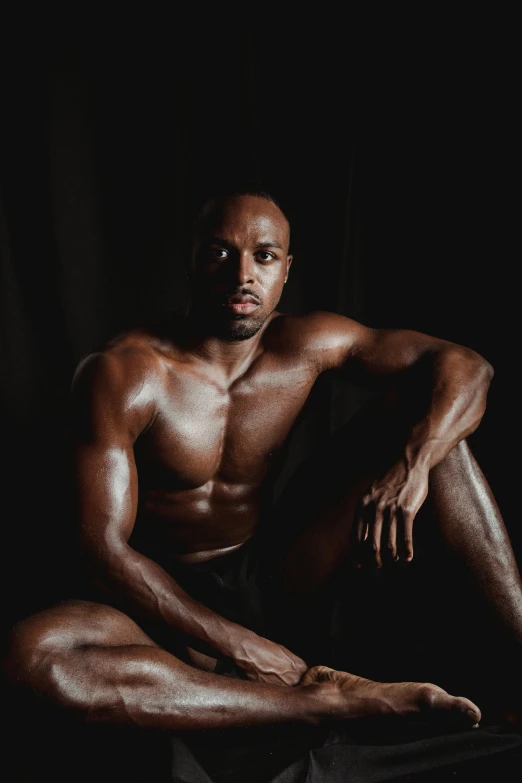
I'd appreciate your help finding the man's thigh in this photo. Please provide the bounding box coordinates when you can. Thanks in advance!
[261,399,481,678]
[4,600,173,782]
[267,391,415,606]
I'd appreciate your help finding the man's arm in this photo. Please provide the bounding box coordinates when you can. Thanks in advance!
[70,348,307,685]
[304,311,494,565]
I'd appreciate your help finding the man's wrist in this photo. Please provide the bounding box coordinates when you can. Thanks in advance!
[215,624,260,663]
[404,430,440,472]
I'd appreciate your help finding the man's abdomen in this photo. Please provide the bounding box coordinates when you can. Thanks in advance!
[132,480,265,564]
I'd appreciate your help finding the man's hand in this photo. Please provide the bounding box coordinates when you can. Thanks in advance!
[232,633,308,686]
[353,460,430,567]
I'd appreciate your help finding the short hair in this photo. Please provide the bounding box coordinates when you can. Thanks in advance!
[189,179,291,243]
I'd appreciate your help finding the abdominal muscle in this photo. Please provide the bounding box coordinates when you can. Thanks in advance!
[133,480,265,566]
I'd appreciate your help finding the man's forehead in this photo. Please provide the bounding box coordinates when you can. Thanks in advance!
[194,195,290,245]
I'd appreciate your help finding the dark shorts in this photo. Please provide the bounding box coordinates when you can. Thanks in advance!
[170,537,269,637]
[165,535,286,675]
[169,531,350,673]
[71,530,290,670]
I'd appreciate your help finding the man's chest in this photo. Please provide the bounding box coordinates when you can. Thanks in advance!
[135,360,318,488]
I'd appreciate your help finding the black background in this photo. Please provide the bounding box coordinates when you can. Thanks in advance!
[0,12,519,635]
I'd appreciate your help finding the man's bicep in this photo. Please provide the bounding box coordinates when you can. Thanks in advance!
[70,349,156,548]
[321,314,448,386]
[74,436,139,552]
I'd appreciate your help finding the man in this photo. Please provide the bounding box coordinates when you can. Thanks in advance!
[4,188,522,756]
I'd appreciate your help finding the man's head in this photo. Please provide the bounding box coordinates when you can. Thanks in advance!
[187,189,293,341]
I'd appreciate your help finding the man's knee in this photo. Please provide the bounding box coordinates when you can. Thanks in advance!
[2,600,149,701]
[3,607,63,690]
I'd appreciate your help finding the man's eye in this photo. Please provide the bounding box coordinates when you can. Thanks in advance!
[257,251,275,262]
[209,249,228,260]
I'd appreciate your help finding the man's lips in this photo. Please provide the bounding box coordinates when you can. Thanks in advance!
[223,294,260,314]
[226,302,259,314]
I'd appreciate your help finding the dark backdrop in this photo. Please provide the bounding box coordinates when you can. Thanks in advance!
[0,17,518,635]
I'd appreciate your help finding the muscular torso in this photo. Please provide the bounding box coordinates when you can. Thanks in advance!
[122,314,322,565]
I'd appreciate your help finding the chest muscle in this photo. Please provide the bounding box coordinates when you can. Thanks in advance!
[136,362,315,489]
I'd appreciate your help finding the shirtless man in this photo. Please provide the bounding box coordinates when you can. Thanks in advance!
[4,188,522,735]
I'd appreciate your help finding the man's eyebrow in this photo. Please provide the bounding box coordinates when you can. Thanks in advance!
[204,236,234,248]
[206,237,284,250]
[255,241,284,250]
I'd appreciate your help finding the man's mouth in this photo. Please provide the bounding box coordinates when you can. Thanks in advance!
[223,294,260,315]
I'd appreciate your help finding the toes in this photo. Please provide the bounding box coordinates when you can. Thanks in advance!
[454,696,481,726]
[420,685,481,726]
[299,665,334,686]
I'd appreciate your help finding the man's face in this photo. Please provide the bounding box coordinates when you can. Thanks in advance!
[190,195,292,341]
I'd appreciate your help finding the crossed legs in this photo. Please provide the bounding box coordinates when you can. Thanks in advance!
[3,599,481,732]
[4,394,520,732]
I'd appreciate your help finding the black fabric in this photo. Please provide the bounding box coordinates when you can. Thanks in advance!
[173,724,522,783]
[170,539,268,677]
[5,704,522,783]
[170,539,268,638]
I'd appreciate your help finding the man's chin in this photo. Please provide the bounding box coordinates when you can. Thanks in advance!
[189,303,269,341]
[217,315,265,342]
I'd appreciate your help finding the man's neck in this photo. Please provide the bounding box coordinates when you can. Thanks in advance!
[176,308,274,382]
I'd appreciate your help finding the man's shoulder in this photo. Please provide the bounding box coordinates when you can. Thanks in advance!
[70,329,174,433]
[270,310,364,354]
[73,328,169,395]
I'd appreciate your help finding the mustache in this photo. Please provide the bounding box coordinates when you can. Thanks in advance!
[220,288,262,304]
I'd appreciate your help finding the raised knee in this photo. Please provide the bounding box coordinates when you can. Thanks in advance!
[2,608,66,690]
[2,601,110,692]
[2,600,155,712]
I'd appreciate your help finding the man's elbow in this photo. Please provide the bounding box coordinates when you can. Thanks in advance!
[484,358,495,382]
[78,533,129,584]
[454,347,494,387]
[462,351,494,434]
[470,350,494,386]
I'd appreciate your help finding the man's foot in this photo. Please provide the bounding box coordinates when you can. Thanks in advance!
[302,666,481,728]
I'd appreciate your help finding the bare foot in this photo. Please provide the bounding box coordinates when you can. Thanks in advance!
[302,666,481,728]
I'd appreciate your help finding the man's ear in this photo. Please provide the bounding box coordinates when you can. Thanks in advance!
[285,255,293,283]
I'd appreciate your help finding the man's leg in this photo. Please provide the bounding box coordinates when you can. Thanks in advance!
[428,441,522,646]
[269,394,522,711]
[2,599,481,730]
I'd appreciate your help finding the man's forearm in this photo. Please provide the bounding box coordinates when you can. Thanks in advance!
[404,347,493,470]
[86,543,257,658]
[355,346,495,565]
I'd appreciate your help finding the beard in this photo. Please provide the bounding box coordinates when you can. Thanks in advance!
[190,287,276,342]
[216,312,268,341]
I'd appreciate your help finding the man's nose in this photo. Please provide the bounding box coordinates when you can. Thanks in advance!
[235,252,255,285]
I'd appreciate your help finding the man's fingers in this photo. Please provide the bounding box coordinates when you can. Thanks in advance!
[387,512,398,561]
[371,507,384,568]
[402,510,415,561]
[356,516,367,544]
